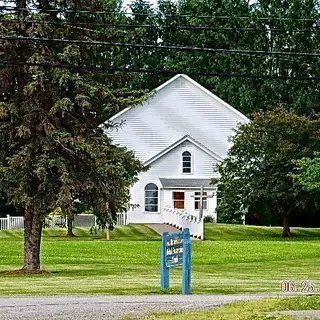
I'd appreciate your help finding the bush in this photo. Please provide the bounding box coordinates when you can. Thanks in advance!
[204,215,215,223]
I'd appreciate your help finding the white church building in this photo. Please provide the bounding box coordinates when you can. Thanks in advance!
[106,74,249,237]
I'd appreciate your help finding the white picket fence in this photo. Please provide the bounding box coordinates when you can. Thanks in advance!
[45,213,127,228]
[0,215,24,230]
[116,212,127,226]
[0,213,127,230]
[162,206,204,239]
[44,214,97,228]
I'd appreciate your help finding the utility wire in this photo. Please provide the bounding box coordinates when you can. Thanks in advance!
[1,6,319,22]
[0,60,319,81]
[1,35,320,58]
[0,19,318,33]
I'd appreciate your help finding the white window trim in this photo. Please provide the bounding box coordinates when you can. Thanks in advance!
[181,151,193,175]
[172,190,185,210]
[144,183,160,213]
[194,191,208,211]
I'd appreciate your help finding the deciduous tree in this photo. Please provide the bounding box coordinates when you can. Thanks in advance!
[215,109,320,237]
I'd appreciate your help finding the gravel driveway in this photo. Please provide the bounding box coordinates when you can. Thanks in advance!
[0,294,295,320]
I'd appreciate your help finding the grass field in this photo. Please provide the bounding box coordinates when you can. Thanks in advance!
[1,223,320,296]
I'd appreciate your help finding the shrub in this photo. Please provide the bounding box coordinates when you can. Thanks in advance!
[204,215,215,223]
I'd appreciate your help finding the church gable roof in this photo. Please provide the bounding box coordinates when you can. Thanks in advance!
[105,74,249,162]
[108,74,249,123]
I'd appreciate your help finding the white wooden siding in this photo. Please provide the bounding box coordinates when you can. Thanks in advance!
[143,140,219,178]
[127,140,218,223]
[108,74,247,224]
[162,190,216,219]
[106,75,249,163]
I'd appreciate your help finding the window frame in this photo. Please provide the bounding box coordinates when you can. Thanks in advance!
[194,191,208,210]
[173,191,185,209]
[182,151,192,174]
[144,183,159,213]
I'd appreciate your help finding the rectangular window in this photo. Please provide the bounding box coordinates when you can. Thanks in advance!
[145,197,158,212]
[194,191,207,210]
[173,192,185,209]
[182,161,191,173]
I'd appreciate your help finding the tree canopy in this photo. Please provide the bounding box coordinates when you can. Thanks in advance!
[125,0,320,117]
[215,109,320,237]
[3,0,320,117]
[294,155,320,192]
[0,0,145,271]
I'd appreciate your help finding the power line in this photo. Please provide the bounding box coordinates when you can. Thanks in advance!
[1,35,320,58]
[0,60,319,81]
[0,19,319,33]
[1,6,320,22]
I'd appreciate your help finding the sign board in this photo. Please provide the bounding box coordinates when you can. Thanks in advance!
[165,232,184,267]
[160,228,191,295]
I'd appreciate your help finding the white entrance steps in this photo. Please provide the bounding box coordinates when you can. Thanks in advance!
[145,224,200,240]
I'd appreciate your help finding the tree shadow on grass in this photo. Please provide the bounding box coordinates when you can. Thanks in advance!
[0,269,51,275]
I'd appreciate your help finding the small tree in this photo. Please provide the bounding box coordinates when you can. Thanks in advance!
[216,109,320,237]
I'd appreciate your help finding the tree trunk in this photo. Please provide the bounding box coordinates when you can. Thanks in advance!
[281,209,292,238]
[106,223,110,240]
[22,210,43,271]
[66,214,76,237]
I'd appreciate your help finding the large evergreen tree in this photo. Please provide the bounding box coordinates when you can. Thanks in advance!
[0,0,145,271]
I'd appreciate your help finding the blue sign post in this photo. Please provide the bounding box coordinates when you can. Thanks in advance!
[160,228,191,294]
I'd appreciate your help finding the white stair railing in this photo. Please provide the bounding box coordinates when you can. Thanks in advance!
[162,206,204,239]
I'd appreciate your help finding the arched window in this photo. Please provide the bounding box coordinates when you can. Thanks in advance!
[182,151,191,173]
[145,183,158,212]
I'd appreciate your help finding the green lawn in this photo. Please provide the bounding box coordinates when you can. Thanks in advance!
[205,223,320,241]
[1,223,320,296]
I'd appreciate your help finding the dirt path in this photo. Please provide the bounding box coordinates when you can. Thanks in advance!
[145,223,181,235]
